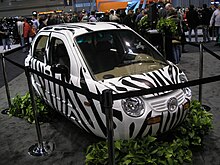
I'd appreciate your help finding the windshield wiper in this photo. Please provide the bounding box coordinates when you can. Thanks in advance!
[118,60,166,67]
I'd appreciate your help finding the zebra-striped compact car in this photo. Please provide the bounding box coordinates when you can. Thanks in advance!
[25,22,192,140]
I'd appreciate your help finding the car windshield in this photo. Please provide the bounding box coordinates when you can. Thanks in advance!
[76,29,168,80]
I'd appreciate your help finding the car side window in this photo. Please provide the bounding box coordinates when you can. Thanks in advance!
[33,35,48,62]
[49,38,70,70]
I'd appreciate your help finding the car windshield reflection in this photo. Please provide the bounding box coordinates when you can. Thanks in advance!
[76,29,168,80]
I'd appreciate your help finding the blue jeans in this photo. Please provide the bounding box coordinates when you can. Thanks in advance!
[2,38,11,50]
[172,44,181,64]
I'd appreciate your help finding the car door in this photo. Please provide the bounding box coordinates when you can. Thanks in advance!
[45,32,76,116]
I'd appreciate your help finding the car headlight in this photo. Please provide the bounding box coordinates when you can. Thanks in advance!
[179,74,192,97]
[121,97,145,117]
[167,97,178,112]
[179,74,187,83]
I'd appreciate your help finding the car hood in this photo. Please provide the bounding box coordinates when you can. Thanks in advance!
[99,65,183,97]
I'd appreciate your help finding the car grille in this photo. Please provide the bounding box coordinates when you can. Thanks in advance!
[149,90,185,112]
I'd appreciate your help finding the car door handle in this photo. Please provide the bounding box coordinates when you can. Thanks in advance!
[45,70,50,75]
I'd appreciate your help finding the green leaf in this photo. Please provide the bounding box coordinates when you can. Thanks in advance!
[123,159,132,165]
[8,92,52,124]
[167,157,173,165]
[115,140,121,150]
[86,153,94,161]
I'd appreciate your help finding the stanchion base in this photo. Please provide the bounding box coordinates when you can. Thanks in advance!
[1,108,9,115]
[28,141,55,156]
[202,105,211,112]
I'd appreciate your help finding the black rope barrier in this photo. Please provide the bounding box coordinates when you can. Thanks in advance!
[3,55,26,70]
[26,67,100,101]
[184,40,220,62]
[202,45,220,61]
[6,57,220,102]
[2,44,30,56]
[113,74,220,100]
[2,51,220,102]
[1,44,29,114]
[186,41,200,48]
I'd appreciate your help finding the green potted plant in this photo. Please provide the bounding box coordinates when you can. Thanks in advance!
[85,100,213,165]
[156,17,178,59]
[137,15,150,35]
[156,17,177,35]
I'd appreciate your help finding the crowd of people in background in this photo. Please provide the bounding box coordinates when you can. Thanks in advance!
[0,15,39,52]
[0,1,220,64]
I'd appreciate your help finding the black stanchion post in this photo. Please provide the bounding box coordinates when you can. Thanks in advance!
[0,53,11,114]
[25,66,54,156]
[162,33,166,59]
[101,89,115,165]
[198,43,211,111]
[199,42,203,103]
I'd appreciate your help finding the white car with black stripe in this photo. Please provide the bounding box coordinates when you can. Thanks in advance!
[25,22,192,140]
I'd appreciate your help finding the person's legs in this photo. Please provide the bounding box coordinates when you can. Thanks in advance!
[172,45,179,64]
[206,26,211,42]
[2,38,6,50]
[181,32,188,53]
[217,26,220,43]
[188,28,192,42]
[20,36,25,46]
[214,26,220,45]
[20,36,26,52]
[177,45,181,62]
[23,37,30,52]
[194,27,198,43]
[202,25,206,42]
[202,25,210,42]
[6,37,11,49]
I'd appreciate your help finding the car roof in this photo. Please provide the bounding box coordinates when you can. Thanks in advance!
[41,22,130,37]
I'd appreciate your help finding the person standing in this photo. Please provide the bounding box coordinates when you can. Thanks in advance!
[23,18,31,52]
[201,4,212,43]
[38,16,46,30]
[166,9,182,64]
[16,17,25,52]
[210,4,220,46]
[186,5,200,42]
[80,10,88,22]
[89,10,97,22]
[122,9,135,29]
[71,11,79,23]
[158,3,167,19]
[31,15,39,32]
[99,11,110,22]
[109,9,120,23]
[176,7,188,53]
[29,22,37,42]
[0,18,11,51]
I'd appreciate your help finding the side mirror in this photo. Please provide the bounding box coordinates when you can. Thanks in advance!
[40,48,49,64]
[51,64,70,82]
